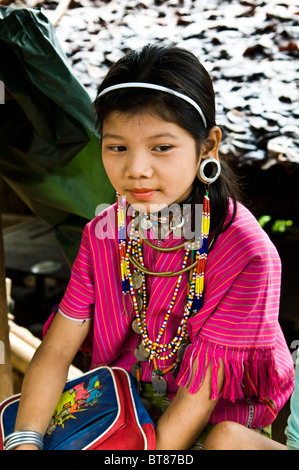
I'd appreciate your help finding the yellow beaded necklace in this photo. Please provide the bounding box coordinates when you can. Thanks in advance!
[117,191,210,393]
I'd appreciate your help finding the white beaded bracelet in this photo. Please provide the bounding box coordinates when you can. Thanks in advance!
[4,431,44,450]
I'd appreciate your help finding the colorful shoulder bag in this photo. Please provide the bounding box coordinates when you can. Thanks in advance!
[0,366,156,450]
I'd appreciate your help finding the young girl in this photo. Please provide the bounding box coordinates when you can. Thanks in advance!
[10,45,294,450]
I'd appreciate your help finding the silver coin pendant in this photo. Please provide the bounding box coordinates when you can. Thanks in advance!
[132,271,143,289]
[134,343,150,362]
[152,374,167,394]
[132,318,142,334]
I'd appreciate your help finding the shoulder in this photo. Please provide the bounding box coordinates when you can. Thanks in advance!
[228,201,260,234]
[212,200,280,263]
[227,200,272,243]
[75,203,118,267]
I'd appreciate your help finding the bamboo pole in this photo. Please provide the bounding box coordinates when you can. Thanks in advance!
[49,0,72,26]
[8,317,82,380]
[0,211,13,402]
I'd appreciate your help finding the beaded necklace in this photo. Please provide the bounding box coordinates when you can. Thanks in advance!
[117,191,210,394]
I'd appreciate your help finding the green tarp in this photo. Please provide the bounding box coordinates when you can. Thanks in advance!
[0,6,114,265]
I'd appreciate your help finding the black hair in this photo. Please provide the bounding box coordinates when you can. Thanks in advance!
[94,44,241,246]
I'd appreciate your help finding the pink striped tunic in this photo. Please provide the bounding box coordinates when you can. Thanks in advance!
[57,201,294,428]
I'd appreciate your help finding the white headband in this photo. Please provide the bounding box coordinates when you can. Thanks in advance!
[98,82,207,128]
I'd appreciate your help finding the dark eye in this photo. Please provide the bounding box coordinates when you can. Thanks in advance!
[154,145,173,152]
[109,146,127,152]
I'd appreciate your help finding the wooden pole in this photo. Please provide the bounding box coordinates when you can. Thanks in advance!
[49,0,72,26]
[8,317,82,379]
[0,210,13,402]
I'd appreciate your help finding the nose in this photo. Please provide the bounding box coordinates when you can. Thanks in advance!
[124,150,153,179]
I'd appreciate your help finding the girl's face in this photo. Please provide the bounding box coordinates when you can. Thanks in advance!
[102,111,199,213]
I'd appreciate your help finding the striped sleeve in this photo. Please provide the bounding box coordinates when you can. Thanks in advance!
[198,241,282,348]
[59,223,95,321]
[176,202,292,404]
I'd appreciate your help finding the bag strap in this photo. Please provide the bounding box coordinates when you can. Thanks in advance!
[0,394,21,450]
[86,368,149,450]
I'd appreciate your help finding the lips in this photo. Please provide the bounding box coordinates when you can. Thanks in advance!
[128,188,156,200]
[130,188,154,193]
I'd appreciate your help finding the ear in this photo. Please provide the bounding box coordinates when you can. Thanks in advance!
[199,126,222,162]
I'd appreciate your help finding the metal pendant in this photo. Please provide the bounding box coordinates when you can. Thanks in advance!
[134,343,150,362]
[136,294,143,312]
[177,343,188,361]
[152,374,167,394]
[170,214,184,230]
[172,362,181,379]
[132,271,143,289]
[170,214,184,239]
[132,318,142,334]
[140,215,153,230]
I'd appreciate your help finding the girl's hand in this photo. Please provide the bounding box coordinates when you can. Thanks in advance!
[13,444,39,450]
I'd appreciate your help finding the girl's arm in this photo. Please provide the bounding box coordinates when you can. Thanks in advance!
[155,357,225,450]
[13,312,91,450]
